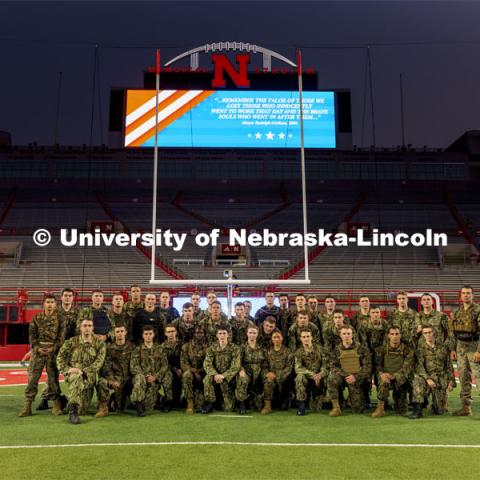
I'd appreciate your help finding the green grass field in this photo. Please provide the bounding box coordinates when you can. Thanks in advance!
[0,380,479,480]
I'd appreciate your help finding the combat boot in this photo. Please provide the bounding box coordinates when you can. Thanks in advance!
[239,401,247,415]
[18,400,32,417]
[136,401,146,417]
[261,400,272,415]
[95,401,109,418]
[329,399,341,417]
[51,399,63,416]
[36,398,49,411]
[296,401,306,416]
[186,399,194,415]
[163,400,172,413]
[408,402,423,420]
[68,403,81,424]
[371,401,385,418]
[452,404,472,416]
[201,402,214,414]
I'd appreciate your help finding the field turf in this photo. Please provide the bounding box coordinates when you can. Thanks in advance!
[0,380,479,480]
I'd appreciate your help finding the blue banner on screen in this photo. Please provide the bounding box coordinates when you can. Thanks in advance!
[125,90,336,148]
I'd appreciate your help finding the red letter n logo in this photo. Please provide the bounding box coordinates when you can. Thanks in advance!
[211,53,251,88]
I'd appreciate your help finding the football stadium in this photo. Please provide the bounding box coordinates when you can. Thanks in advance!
[1,4,480,480]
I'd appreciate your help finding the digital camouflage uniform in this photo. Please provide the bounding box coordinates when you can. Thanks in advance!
[449,303,480,406]
[203,342,241,411]
[231,318,255,346]
[58,305,80,342]
[295,345,328,410]
[171,317,198,345]
[235,343,267,408]
[97,340,135,411]
[287,323,321,352]
[108,309,132,338]
[375,342,414,413]
[263,345,294,403]
[193,307,205,323]
[278,308,291,338]
[124,300,144,322]
[161,340,183,405]
[350,311,370,331]
[180,340,208,403]
[202,317,232,345]
[323,323,359,357]
[327,341,372,413]
[257,329,274,350]
[57,335,106,412]
[387,308,417,347]
[318,311,335,335]
[412,340,455,411]
[25,311,64,402]
[414,310,453,350]
[130,343,172,411]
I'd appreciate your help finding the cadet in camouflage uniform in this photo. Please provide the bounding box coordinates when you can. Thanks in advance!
[96,324,134,416]
[372,326,414,417]
[277,294,290,338]
[123,285,144,322]
[414,293,452,349]
[323,310,355,357]
[449,285,480,416]
[262,329,294,414]
[327,326,372,416]
[108,293,131,336]
[350,295,371,330]
[201,291,228,323]
[130,325,171,416]
[56,318,106,424]
[307,295,322,330]
[318,295,337,334]
[202,325,241,413]
[410,325,455,419]
[19,295,64,417]
[77,290,113,342]
[231,302,255,345]
[172,302,198,345]
[387,290,417,347]
[284,294,307,334]
[295,329,328,416]
[190,292,205,322]
[235,325,267,414]
[257,316,277,349]
[287,310,321,351]
[161,324,182,410]
[202,300,231,345]
[181,326,208,414]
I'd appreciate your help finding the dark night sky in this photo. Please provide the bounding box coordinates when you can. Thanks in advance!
[0,1,479,148]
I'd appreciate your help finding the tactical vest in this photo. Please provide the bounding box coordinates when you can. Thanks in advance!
[384,348,404,374]
[451,306,478,334]
[339,348,361,374]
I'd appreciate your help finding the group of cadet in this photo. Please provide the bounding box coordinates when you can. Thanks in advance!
[18,285,480,424]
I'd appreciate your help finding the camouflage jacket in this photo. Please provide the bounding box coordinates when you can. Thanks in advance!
[171,317,198,345]
[100,341,135,382]
[29,311,64,353]
[415,341,455,385]
[202,317,232,345]
[358,320,388,352]
[231,318,255,346]
[294,345,328,379]
[350,311,370,330]
[239,343,267,379]
[264,346,294,382]
[387,308,417,346]
[57,335,106,376]
[414,310,453,350]
[124,300,145,320]
[180,341,208,373]
[375,342,413,385]
[130,343,168,379]
[203,342,241,381]
[287,323,321,351]
[161,340,182,370]
[57,306,79,342]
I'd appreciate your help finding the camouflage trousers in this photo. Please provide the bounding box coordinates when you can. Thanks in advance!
[295,373,326,403]
[376,379,408,413]
[97,377,132,411]
[24,350,60,402]
[203,375,236,411]
[412,374,449,409]
[182,370,204,400]
[264,375,292,402]
[456,340,480,406]
[65,371,96,410]
[327,373,364,413]
[131,371,173,411]
[235,372,263,404]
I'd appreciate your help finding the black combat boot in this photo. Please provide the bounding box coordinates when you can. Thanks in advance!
[36,398,49,411]
[136,401,146,417]
[68,403,81,424]
[238,401,246,415]
[297,401,306,416]
[408,402,423,420]
[201,402,214,414]
[163,400,172,413]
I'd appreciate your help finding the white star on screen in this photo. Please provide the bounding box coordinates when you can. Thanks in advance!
[255,132,262,139]
[278,132,286,140]
[266,131,275,140]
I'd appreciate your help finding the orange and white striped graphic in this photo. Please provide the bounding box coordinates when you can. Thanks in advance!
[125,89,214,147]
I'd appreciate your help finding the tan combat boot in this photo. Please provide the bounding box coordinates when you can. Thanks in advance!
[372,400,385,418]
[186,399,194,415]
[95,401,109,418]
[18,400,32,417]
[452,404,472,416]
[52,399,63,416]
[261,400,272,415]
[329,399,342,417]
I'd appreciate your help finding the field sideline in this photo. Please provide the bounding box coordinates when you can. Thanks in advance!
[1,381,479,480]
